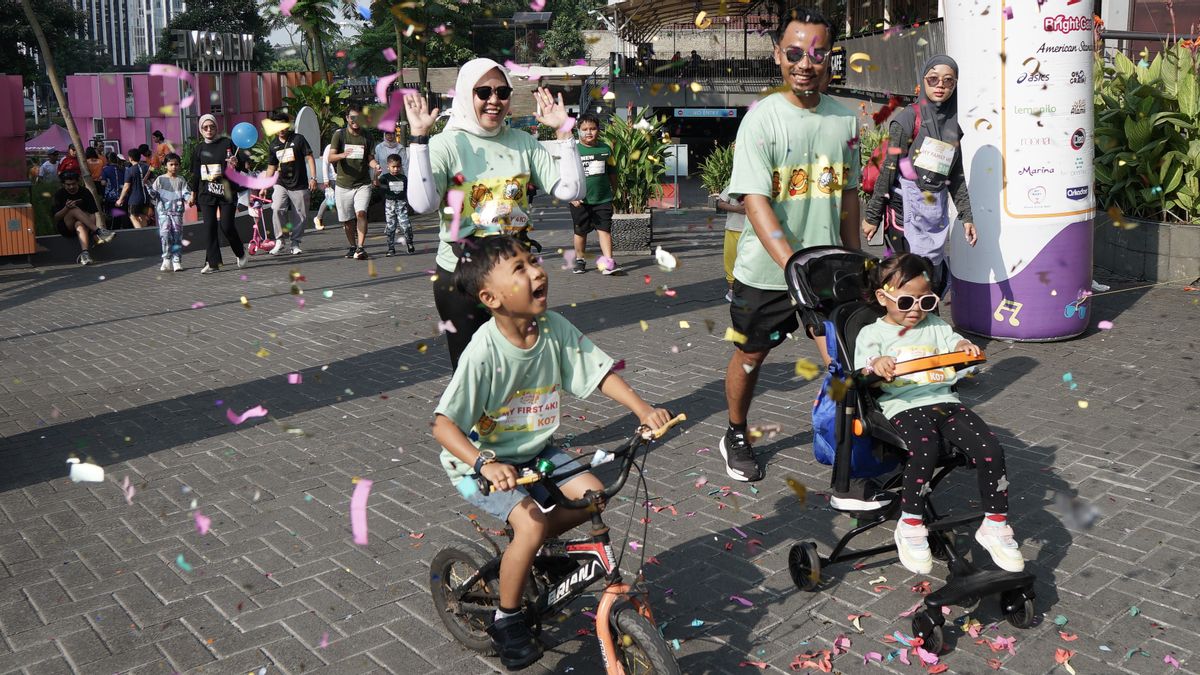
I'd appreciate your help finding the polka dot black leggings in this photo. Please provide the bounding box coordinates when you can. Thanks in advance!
[889,403,1009,514]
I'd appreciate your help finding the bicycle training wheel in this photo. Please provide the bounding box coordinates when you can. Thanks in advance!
[611,607,682,675]
[429,543,500,654]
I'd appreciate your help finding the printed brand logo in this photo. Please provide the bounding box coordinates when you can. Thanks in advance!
[1044,15,1093,34]
[1017,70,1051,84]
[1027,186,1047,204]
[1014,104,1057,115]
[1074,157,1085,170]
[1036,41,1094,54]
[1018,166,1055,176]
[1066,186,1089,200]
[1071,99,1087,114]
[1070,128,1087,150]
[548,560,601,606]
[1019,136,1053,146]
[1070,69,1087,84]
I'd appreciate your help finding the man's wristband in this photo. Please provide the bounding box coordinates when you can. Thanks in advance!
[410,135,430,145]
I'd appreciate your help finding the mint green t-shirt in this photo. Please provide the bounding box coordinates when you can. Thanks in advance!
[853,315,966,419]
[434,310,615,485]
[578,142,614,204]
[429,128,562,271]
[728,93,861,290]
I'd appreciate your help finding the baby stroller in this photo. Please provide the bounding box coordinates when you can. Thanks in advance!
[246,193,276,255]
[783,246,1037,654]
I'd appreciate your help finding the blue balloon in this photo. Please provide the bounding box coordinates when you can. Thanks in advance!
[231,122,258,148]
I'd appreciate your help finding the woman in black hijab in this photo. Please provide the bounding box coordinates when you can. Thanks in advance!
[863,55,975,294]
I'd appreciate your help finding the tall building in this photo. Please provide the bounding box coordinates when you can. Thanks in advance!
[71,0,186,67]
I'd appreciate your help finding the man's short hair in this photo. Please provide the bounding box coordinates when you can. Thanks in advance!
[270,110,291,123]
[128,148,142,161]
[59,171,81,182]
[138,143,151,155]
[454,235,527,299]
[48,151,59,157]
[387,153,402,164]
[578,112,601,128]
[774,5,836,44]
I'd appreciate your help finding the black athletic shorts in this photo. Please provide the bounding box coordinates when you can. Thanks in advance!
[569,202,613,236]
[729,279,800,352]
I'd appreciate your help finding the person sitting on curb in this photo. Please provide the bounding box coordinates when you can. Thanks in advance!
[53,171,115,266]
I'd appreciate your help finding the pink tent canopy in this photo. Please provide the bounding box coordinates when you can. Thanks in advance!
[25,124,72,153]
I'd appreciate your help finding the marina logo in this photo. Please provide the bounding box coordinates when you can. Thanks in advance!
[1044,15,1092,34]
[1018,166,1055,176]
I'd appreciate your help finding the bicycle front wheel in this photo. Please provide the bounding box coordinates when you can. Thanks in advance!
[610,607,681,675]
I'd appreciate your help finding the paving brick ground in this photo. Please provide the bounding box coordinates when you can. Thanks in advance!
[1,194,1198,675]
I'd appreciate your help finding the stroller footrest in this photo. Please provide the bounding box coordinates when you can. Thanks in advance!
[925,512,986,532]
[925,569,1035,608]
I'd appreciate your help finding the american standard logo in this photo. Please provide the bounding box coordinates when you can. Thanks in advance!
[1014,104,1057,115]
[1071,99,1088,114]
[1070,128,1087,150]
[1066,186,1089,200]
[1018,166,1055,176]
[1044,15,1093,33]
[1035,41,1093,54]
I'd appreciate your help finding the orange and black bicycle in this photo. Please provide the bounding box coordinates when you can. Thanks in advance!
[429,414,686,674]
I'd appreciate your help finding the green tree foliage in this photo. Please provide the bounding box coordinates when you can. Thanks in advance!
[0,0,110,80]
[537,0,602,67]
[151,0,273,69]
[259,0,342,74]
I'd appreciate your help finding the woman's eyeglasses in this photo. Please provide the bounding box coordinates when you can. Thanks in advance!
[924,75,957,88]
[783,46,832,65]
[881,290,940,312]
[474,85,513,101]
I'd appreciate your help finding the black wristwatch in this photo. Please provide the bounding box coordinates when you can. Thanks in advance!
[410,135,430,145]
[473,449,496,474]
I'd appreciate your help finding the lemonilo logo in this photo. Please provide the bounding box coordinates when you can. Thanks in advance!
[1014,104,1057,115]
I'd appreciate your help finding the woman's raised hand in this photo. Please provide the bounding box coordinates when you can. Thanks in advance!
[404,92,439,137]
[533,87,569,133]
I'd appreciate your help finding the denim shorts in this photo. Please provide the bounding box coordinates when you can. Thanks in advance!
[460,446,589,523]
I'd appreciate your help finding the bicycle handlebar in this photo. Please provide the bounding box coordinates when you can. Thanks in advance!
[475,414,687,508]
[857,351,986,387]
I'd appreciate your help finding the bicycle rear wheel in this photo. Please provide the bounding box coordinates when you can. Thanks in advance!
[429,544,500,654]
[611,607,681,675]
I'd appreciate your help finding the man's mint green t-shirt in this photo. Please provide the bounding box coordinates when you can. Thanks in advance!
[428,128,562,271]
[728,93,861,290]
[434,310,615,485]
[853,315,966,419]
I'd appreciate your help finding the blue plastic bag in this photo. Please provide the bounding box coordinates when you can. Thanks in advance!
[811,321,898,478]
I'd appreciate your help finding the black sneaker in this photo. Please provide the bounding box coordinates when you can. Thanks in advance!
[344,246,356,259]
[719,427,762,482]
[572,258,586,274]
[386,248,396,257]
[486,613,543,671]
[354,247,369,260]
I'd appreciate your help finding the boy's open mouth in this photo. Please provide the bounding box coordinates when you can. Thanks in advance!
[532,283,548,301]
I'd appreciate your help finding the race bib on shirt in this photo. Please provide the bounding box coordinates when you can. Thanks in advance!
[201,163,223,181]
[388,182,403,193]
[912,137,955,176]
[582,155,607,177]
[276,147,295,163]
[344,145,365,160]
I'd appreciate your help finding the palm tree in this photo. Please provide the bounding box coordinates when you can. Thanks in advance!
[262,0,339,75]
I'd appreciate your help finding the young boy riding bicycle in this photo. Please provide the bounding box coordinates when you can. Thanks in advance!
[432,234,670,671]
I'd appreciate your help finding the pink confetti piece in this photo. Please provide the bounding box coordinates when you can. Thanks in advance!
[898,157,918,181]
[899,649,911,665]
[375,73,400,104]
[595,255,614,272]
[226,405,268,425]
[731,526,748,539]
[529,0,545,9]
[834,634,851,655]
[1165,654,1181,669]
[225,167,278,191]
[864,652,883,664]
[280,0,297,15]
[287,373,302,384]
[558,116,576,134]
[575,58,588,66]
[121,476,136,505]
[1003,5,1013,19]
[149,64,196,109]
[438,320,457,334]
[899,601,923,617]
[611,359,626,372]
[194,511,211,535]
[916,646,939,664]
[350,479,373,545]
[504,60,530,75]
[434,24,448,35]
[1097,320,1113,330]
[446,189,465,240]
[377,87,418,132]
[629,541,641,550]
[319,631,329,649]
[382,47,397,62]
[729,595,753,607]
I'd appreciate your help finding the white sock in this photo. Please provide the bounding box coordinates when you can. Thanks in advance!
[494,608,520,621]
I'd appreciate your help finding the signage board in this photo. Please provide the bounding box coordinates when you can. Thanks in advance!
[673,108,737,118]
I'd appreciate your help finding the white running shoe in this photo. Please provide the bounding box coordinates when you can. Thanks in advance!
[894,520,934,575]
[95,228,116,244]
[1091,280,1111,292]
[236,254,249,268]
[172,260,183,272]
[291,245,302,255]
[725,289,735,303]
[160,260,171,272]
[200,263,215,274]
[269,240,285,255]
[975,521,1025,572]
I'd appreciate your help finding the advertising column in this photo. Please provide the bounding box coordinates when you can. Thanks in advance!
[945,0,1096,340]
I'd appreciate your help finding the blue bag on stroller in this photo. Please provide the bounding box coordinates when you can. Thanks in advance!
[811,320,898,478]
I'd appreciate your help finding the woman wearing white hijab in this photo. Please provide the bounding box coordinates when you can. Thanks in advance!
[405,58,585,369]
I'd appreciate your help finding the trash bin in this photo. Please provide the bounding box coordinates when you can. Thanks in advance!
[0,181,36,264]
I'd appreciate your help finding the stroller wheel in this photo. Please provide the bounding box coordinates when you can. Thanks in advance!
[788,542,822,591]
[911,611,945,654]
[1001,590,1037,629]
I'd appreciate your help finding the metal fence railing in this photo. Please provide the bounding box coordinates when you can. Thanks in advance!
[612,57,779,83]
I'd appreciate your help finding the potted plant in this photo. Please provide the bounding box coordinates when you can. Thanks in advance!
[698,143,734,210]
[1092,41,1200,281]
[601,108,671,253]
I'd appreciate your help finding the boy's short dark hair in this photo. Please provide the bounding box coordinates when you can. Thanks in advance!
[270,110,291,123]
[386,153,402,164]
[59,171,81,182]
[128,148,142,161]
[165,153,181,164]
[774,5,836,44]
[868,253,935,293]
[454,235,527,299]
[138,143,151,155]
[578,113,601,128]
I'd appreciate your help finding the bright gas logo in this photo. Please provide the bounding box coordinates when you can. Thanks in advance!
[1044,15,1092,34]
